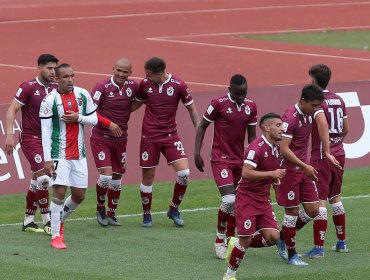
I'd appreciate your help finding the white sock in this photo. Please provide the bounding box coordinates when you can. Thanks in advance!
[61,195,79,222]
[24,214,35,226]
[50,201,63,238]
[225,268,236,278]
[41,213,50,225]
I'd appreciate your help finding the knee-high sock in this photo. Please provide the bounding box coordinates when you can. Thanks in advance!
[61,195,79,222]
[225,239,246,279]
[226,213,236,239]
[96,175,111,211]
[313,207,327,247]
[24,180,38,224]
[107,180,122,217]
[36,175,50,224]
[282,214,298,258]
[169,182,187,211]
[332,201,346,241]
[50,199,63,239]
[140,183,153,217]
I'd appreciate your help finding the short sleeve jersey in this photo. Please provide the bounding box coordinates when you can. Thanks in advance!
[135,73,193,141]
[311,90,347,160]
[14,77,57,138]
[237,135,281,203]
[203,93,257,164]
[90,77,138,141]
[281,104,313,171]
[39,86,97,160]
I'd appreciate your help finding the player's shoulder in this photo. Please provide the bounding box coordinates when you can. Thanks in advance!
[249,137,265,150]
[94,77,112,89]
[168,73,184,85]
[74,85,89,96]
[213,94,229,104]
[19,78,37,90]
[324,90,346,106]
[244,98,255,105]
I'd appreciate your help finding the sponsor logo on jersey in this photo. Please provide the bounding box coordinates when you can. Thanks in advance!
[142,151,149,161]
[16,88,22,97]
[245,105,251,115]
[244,219,251,229]
[98,151,105,161]
[288,191,295,200]
[247,150,255,160]
[226,108,233,114]
[108,92,115,97]
[34,154,42,164]
[220,169,228,179]
[167,86,174,96]
[34,90,40,96]
[147,88,153,94]
[93,91,102,100]
[126,87,132,97]
[207,105,214,115]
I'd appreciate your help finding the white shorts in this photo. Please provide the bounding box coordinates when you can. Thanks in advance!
[51,158,88,188]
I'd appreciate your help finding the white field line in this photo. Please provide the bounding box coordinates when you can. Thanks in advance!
[0,63,226,88]
[1,194,369,227]
[147,37,370,63]
[1,2,370,24]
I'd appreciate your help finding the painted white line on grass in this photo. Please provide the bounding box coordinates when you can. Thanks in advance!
[1,2,370,24]
[0,63,226,88]
[147,37,370,63]
[1,194,369,227]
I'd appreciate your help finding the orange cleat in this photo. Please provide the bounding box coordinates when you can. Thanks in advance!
[50,236,67,249]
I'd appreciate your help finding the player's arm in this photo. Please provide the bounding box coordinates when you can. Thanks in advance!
[242,163,286,181]
[5,100,22,155]
[186,103,200,129]
[246,124,257,144]
[39,97,54,177]
[315,111,340,169]
[280,136,318,181]
[194,118,211,172]
[131,100,143,112]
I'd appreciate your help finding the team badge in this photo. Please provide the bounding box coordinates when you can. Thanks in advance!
[34,154,42,164]
[98,151,105,161]
[244,219,252,229]
[142,151,149,161]
[126,88,132,97]
[43,107,50,116]
[16,88,22,97]
[67,99,72,109]
[112,198,119,205]
[167,86,174,96]
[77,97,83,106]
[93,91,102,100]
[245,105,251,115]
[288,191,295,200]
[221,169,228,179]
[121,152,126,163]
[264,151,269,158]
[141,197,150,204]
[39,198,47,204]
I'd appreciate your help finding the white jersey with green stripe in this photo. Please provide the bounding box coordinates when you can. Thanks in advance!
[40,86,97,160]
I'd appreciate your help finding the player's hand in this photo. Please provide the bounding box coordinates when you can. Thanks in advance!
[303,164,318,181]
[109,122,122,137]
[61,110,79,123]
[5,135,15,155]
[271,169,286,180]
[325,152,342,170]
[194,154,205,172]
[44,161,54,178]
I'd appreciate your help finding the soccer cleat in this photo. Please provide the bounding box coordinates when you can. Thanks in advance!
[167,209,184,227]
[22,222,45,233]
[107,215,121,226]
[215,242,227,259]
[142,215,152,228]
[276,239,288,261]
[332,240,349,253]
[50,236,67,249]
[43,221,52,235]
[96,209,108,227]
[287,254,309,266]
[225,237,237,263]
[301,247,324,259]
[60,222,65,241]
[223,275,237,280]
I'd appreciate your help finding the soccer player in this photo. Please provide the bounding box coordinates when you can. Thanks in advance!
[302,64,349,258]
[278,84,324,265]
[135,57,200,228]
[5,54,58,234]
[90,58,138,227]
[194,74,257,259]
[40,63,97,249]
[223,113,286,280]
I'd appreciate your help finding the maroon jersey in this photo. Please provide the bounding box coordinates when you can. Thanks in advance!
[90,77,137,141]
[203,93,257,164]
[281,104,313,172]
[311,90,347,160]
[237,135,281,203]
[135,73,193,141]
[14,77,57,139]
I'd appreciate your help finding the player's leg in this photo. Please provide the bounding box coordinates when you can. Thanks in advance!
[296,178,319,230]
[225,164,241,240]
[223,236,251,280]
[139,139,160,227]
[90,137,113,226]
[50,184,67,249]
[34,169,52,235]
[22,173,42,232]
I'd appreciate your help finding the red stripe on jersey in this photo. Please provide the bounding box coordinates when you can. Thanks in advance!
[61,93,79,159]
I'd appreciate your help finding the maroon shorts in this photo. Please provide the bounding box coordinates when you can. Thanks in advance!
[277,169,319,208]
[311,156,345,200]
[211,161,242,188]
[20,136,44,173]
[90,137,127,174]
[235,195,278,236]
[139,133,187,168]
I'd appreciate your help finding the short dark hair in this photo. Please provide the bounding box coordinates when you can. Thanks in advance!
[309,64,331,89]
[259,112,281,128]
[55,63,71,77]
[230,74,247,87]
[144,57,166,73]
[301,84,324,102]
[37,54,58,66]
